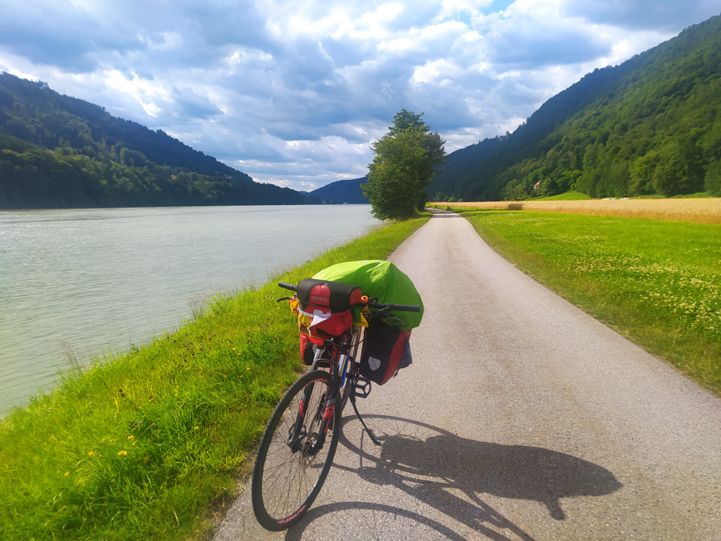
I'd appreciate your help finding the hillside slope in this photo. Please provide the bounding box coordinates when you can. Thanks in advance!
[310,177,368,203]
[430,14,721,200]
[0,73,312,208]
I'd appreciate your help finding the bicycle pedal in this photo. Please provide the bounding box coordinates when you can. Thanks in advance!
[353,376,372,398]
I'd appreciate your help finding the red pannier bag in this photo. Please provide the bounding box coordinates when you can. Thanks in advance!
[359,320,412,385]
[295,279,363,355]
[299,334,315,365]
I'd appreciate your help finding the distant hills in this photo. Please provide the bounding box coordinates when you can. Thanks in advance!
[0,72,314,208]
[6,12,721,209]
[310,177,368,203]
[430,13,721,200]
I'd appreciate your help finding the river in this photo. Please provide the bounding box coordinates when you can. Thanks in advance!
[0,205,380,415]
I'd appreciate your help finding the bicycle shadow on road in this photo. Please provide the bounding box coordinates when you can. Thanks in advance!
[302,414,622,540]
[285,501,468,541]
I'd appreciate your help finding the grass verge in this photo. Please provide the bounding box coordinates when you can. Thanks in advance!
[456,209,721,394]
[0,215,429,541]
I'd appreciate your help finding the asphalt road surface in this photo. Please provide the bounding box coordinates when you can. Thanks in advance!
[214,211,721,540]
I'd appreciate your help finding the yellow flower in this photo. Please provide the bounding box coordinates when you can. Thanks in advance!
[64,471,70,477]
[87,450,96,457]
[117,450,128,457]
[127,435,135,442]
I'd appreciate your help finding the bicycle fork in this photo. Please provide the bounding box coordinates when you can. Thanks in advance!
[288,357,348,455]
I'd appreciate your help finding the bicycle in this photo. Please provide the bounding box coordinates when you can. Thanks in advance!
[251,278,421,531]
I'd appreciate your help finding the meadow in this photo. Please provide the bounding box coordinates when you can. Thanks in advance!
[458,209,721,394]
[0,215,429,541]
[435,197,721,224]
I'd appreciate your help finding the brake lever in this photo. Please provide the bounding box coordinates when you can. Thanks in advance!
[277,296,293,303]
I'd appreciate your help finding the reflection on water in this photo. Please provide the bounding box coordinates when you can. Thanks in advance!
[0,205,379,415]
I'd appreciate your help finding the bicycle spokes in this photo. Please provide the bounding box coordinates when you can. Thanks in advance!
[252,370,340,530]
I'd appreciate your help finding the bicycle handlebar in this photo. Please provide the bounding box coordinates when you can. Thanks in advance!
[367,302,421,313]
[278,282,421,312]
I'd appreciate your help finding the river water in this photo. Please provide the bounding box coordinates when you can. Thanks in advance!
[0,205,380,415]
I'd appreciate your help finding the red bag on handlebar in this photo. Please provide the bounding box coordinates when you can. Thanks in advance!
[296,278,363,313]
[295,279,363,346]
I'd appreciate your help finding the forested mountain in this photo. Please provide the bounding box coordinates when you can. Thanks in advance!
[310,177,368,203]
[429,14,721,200]
[0,73,313,208]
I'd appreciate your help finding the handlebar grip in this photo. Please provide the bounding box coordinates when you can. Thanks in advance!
[278,281,297,291]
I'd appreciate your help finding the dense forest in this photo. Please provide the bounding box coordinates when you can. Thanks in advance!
[429,14,721,200]
[310,177,368,203]
[0,73,313,208]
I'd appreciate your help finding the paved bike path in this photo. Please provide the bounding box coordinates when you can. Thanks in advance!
[214,210,721,540]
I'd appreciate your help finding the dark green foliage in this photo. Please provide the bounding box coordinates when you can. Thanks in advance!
[0,73,313,208]
[430,14,721,200]
[706,159,721,195]
[364,110,445,220]
[310,176,368,203]
[630,151,659,194]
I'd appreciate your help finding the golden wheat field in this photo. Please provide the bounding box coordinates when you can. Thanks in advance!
[437,198,721,224]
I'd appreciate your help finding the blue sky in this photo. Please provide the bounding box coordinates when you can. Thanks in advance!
[1,1,719,191]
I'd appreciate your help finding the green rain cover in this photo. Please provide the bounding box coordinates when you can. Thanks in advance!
[313,260,423,330]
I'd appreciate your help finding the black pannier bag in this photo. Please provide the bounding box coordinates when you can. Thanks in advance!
[359,320,412,385]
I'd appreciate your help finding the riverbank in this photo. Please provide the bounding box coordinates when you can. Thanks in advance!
[0,215,429,540]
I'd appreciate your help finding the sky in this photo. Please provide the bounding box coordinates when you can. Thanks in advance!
[1,1,720,191]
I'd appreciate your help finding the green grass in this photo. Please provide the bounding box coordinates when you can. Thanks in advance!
[460,210,721,394]
[0,215,429,541]
[529,191,592,201]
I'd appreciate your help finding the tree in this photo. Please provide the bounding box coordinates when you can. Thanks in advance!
[630,151,659,195]
[653,139,705,196]
[705,159,721,195]
[363,110,445,220]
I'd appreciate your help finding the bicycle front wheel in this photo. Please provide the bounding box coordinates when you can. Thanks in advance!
[251,369,341,530]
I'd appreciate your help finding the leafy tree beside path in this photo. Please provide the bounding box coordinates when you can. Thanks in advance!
[364,109,445,220]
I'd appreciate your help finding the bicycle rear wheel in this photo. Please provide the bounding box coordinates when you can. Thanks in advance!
[252,369,341,530]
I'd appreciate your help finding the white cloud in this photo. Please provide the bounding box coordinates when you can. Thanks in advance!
[411,58,462,85]
[103,70,171,118]
[0,0,719,190]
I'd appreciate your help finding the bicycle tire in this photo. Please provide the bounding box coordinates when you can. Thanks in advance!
[252,369,341,530]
